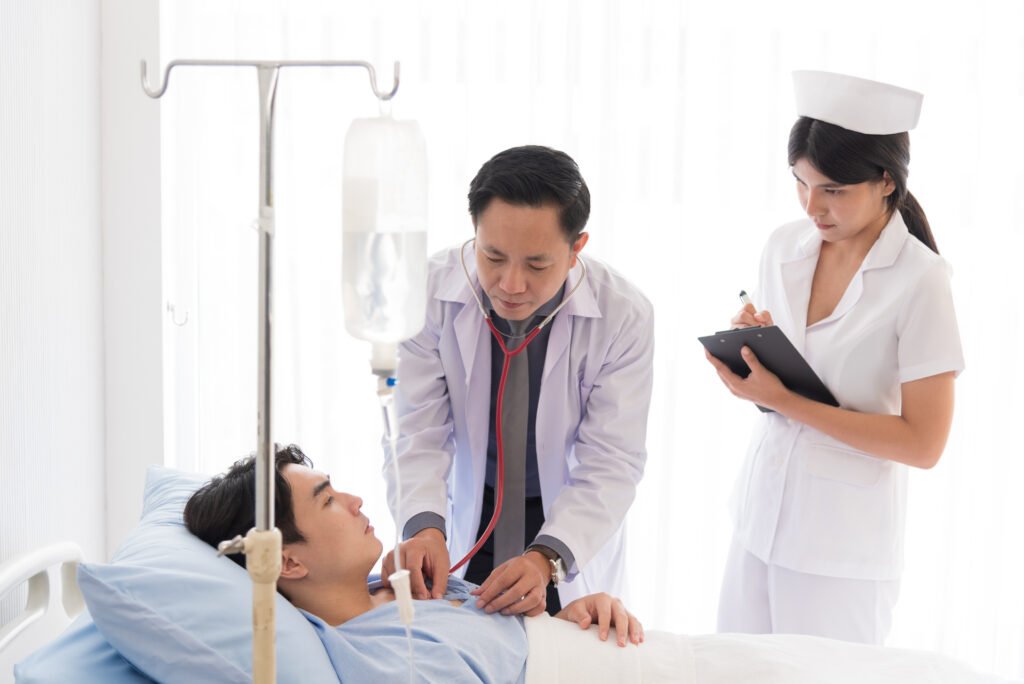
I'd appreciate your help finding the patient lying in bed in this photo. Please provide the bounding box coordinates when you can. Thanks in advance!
[179,445,1012,684]
[184,445,642,683]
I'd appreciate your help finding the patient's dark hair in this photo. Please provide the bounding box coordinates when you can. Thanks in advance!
[788,116,938,254]
[468,145,591,244]
[184,444,311,569]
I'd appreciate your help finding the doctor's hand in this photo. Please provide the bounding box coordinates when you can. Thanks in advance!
[471,552,549,617]
[731,304,774,329]
[555,593,644,647]
[381,528,450,600]
[705,345,791,413]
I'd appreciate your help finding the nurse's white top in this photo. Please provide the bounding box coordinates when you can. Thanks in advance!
[731,211,964,581]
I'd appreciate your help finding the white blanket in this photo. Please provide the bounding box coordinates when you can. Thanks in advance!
[524,614,1017,684]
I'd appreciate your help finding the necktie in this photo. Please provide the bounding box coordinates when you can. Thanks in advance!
[493,317,531,565]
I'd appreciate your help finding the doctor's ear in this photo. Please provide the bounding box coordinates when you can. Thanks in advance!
[570,232,589,260]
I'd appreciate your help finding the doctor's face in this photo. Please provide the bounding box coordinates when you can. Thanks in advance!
[792,158,895,245]
[474,198,587,321]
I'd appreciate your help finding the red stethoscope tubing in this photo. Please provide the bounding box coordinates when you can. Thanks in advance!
[448,319,543,574]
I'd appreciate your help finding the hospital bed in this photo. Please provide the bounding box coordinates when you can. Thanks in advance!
[2,466,1017,684]
[0,544,85,684]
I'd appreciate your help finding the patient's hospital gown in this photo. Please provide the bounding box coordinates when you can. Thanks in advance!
[301,576,528,683]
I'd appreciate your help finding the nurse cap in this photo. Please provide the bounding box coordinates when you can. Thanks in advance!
[792,70,923,135]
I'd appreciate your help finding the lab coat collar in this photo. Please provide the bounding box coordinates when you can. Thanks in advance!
[436,244,478,305]
[539,259,599,383]
[561,259,600,319]
[439,245,597,388]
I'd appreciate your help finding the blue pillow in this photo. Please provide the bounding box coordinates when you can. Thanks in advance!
[14,611,153,684]
[77,465,338,683]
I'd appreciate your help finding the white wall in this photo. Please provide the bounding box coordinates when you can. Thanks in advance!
[100,0,163,556]
[0,0,105,623]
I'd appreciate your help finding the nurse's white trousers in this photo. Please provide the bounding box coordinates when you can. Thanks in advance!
[716,537,901,645]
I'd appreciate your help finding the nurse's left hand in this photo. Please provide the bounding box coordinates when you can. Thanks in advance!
[705,346,790,412]
[471,553,549,617]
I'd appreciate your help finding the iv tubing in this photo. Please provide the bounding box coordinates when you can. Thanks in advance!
[378,373,417,683]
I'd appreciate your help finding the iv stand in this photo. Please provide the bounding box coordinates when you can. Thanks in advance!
[141,58,399,684]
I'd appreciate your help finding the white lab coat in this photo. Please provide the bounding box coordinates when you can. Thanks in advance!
[389,246,655,604]
[731,212,964,581]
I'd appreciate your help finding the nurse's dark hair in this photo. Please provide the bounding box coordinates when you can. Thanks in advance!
[184,444,311,570]
[788,117,938,254]
[468,145,591,244]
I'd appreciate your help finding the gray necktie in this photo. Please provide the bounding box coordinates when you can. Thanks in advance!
[493,318,531,565]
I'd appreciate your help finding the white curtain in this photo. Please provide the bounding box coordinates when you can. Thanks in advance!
[160,0,1024,678]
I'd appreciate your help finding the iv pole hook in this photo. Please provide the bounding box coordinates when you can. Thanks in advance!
[140,59,400,101]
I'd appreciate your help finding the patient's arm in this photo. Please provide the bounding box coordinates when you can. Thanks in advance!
[554,593,644,647]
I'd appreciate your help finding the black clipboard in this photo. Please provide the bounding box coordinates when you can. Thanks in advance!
[699,325,839,413]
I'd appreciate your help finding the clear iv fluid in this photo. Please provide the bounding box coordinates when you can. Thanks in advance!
[342,231,427,343]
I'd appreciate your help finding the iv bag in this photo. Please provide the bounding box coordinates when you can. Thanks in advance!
[342,115,428,345]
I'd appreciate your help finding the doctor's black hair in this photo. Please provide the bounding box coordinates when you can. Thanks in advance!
[468,145,591,244]
[184,444,311,570]
[788,117,939,254]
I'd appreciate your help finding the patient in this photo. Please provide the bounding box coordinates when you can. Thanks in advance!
[184,444,642,683]
[184,446,1012,684]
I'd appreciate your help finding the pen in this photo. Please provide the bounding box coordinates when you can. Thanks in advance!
[739,290,753,308]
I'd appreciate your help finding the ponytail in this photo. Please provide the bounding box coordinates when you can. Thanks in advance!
[896,191,938,254]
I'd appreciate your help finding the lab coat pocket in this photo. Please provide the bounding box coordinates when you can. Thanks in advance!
[805,443,884,486]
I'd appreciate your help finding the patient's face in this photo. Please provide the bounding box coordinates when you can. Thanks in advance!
[282,464,383,581]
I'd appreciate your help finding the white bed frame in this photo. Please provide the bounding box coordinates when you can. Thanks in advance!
[0,543,84,684]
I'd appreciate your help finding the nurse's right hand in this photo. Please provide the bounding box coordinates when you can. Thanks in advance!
[731,303,774,329]
[381,528,450,600]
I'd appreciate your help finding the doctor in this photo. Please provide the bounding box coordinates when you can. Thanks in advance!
[382,145,654,617]
[706,71,964,644]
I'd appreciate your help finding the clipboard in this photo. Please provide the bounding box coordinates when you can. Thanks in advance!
[698,325,839,413]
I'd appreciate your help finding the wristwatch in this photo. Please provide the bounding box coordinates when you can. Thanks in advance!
[526,544,567,585]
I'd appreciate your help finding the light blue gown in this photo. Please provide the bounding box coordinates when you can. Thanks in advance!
[302,576,529,683]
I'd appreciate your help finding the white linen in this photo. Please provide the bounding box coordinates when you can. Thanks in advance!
[689,633,1015,684]
[525,613,1015,683]
[525,613,696,684]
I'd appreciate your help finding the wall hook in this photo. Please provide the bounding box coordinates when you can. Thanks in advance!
[166,302,189,327]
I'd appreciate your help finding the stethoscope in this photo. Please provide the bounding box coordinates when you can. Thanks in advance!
[449,238,589,573]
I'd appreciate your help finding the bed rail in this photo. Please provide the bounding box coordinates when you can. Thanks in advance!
[0,543,84,683]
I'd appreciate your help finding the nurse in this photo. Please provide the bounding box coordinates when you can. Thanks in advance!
[383,145,654,617]
[706,71,964,644]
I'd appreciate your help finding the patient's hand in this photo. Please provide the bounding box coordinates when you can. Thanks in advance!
[555,593,644,647]
[381,528,450,600]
